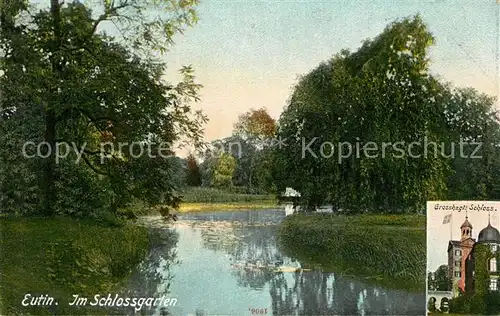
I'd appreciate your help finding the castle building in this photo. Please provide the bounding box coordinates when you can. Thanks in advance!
[447,215,500,296]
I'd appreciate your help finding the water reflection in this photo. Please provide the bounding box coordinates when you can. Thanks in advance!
[120,227,180,315]
[269,271,422,315]
[128,210,425,315]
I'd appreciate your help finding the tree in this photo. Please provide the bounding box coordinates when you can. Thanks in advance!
[232,108,276,192]
[213,135,257,190]
[0,0,206,217]
[271,15,468,212]
[443,88,500,200]
[434,264,451,291]
[199,154,217,187]
[234,107,276,141]
[212,153,236,189]
[199,108,277,193]
[185,154,201,186]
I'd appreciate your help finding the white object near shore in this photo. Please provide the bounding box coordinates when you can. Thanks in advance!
[283,187,301,197]
[282,187,335,216]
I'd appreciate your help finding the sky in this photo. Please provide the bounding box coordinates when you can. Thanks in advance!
[31,0,500,154]
[427,201,500,272]
[157,0,500,155]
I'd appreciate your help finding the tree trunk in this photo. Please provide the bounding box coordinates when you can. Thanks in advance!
[42,112,56,215]
[41,0,62,216]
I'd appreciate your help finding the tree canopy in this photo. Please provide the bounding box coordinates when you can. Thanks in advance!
[0,0,206,217]
[272,15,500,212]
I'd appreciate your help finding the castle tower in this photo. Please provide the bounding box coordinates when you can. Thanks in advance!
[461,216,472,241]
[459,215,475,293]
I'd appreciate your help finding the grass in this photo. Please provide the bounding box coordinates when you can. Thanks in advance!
[178,201,280,212]
[129,187,280,216]
[284,212,426,227]
[178,187,278,212]
[277,213,426,291]
[135,187,280,214]
[179,186,276,203]
[0,216,150,315]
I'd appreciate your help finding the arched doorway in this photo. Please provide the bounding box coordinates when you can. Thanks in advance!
[440,297,449,313]
[427,297,437,312]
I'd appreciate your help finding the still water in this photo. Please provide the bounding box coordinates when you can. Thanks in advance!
[122,209,425,315]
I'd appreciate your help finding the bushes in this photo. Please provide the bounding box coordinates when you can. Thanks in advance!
[449,292,500,315]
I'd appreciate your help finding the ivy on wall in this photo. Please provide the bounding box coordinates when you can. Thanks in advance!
[473,244,491,297]
[449,244,500,314]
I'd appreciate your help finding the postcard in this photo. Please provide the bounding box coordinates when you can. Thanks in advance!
[1,0,498,315]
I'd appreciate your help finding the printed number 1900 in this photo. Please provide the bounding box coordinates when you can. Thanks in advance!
[249,308,268,314]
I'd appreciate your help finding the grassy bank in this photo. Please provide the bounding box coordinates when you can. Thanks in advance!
[179,201,280,212]
[135,187,280,214]
[0,217,150,315]
[179,187,276,203]
[135,187,281,216]
[278,213,425,291]
[179,187,278,212]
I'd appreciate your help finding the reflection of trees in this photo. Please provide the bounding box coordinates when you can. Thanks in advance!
[189,220,243,254]
[194,221,288,290]
[185,214,425,315]
[186,219,284,264]
[119,227,180,315]
[270,271,339,315]
[232,267,276,290]
[269,271,425,315]
[183,218,288,291]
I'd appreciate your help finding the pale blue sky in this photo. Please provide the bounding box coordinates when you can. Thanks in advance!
[33,0,500,145]
[161,0,499,145]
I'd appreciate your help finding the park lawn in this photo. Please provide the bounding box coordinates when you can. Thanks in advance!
[177,187,279,212]
[284,212,426,227]
[0,216,150,315]
[133,187,281,214]
[278,213,426,291]
[179,186,276,203]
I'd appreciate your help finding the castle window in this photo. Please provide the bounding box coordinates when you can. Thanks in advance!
[490,258,497,272]
[490,279,498,291]
[455,250,462,256]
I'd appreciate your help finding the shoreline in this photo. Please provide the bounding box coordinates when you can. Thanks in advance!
[0,217,150,315]
[277,213,426,292]
[178,201,281,212]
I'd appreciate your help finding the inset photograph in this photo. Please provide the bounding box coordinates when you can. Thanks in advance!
[427,201,500,315]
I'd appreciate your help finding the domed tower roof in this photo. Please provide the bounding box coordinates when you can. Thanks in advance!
[478,222,500,243]
[461,217,472,228]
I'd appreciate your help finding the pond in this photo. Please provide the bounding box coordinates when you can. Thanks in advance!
[121,209,425,315]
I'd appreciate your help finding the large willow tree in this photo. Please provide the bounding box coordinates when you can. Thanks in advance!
[272,15,500,213]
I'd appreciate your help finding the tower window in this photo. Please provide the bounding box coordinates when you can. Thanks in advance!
[455,261,461,267]
[490,279,498,291]
[455,272,461,277]
[455,250,462,256]
[490,258,497,272]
